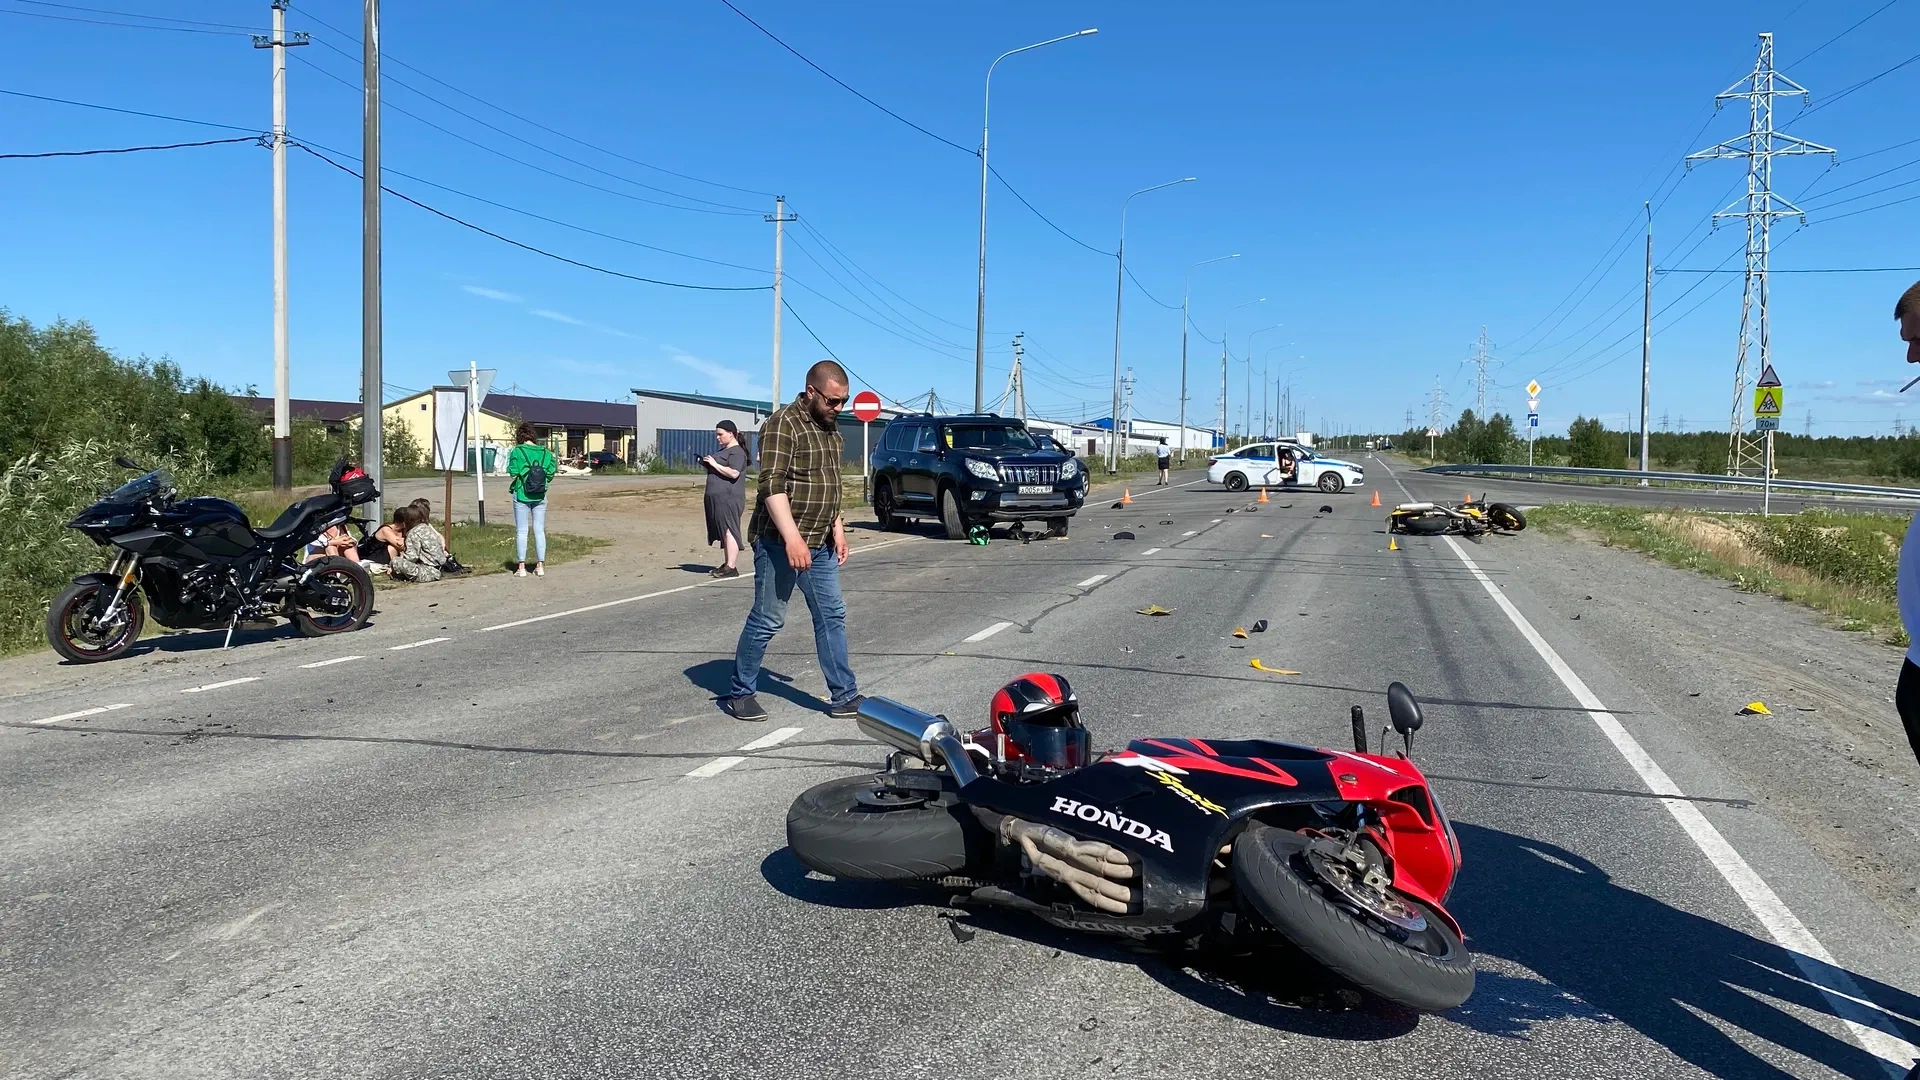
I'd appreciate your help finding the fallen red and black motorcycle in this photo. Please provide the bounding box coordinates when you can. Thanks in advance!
[786,682,1473,1012]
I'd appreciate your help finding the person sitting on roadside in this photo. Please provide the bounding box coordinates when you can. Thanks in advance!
[305,523,360,564]
[391,504,446,583]
[358,505,411,575]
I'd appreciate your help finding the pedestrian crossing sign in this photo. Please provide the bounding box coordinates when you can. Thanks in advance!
[1753,386,1784,418]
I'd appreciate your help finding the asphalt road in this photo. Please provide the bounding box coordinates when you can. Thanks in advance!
[1380,454,1920,515]
[4,467,1918,1079]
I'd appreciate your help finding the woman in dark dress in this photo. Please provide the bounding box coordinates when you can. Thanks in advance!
[700,420,750,578]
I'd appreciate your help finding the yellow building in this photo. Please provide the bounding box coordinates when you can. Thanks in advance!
[382,390,636,464]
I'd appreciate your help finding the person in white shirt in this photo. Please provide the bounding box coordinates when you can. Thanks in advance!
[1155,438,1171,485]
[1894,280,1920,765]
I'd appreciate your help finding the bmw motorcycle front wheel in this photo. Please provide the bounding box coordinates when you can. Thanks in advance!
[46,581,146,664]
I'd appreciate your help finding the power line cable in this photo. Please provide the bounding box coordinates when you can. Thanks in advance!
[793,219,982,333]
[292,54,760,217]
[0,86,258,132]
[1124,266,1181,309]
[10,0,259,30]
[296,6,774,199]
[1786,0,1904,66]
[0,135,261,159]
[293,142,768,291]
[1798,46,1920,120]
[0,4,255,34]
[782,233,975,354]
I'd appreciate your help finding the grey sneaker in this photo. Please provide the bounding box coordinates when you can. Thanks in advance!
[722,694,769,722]
[827,695,866,720]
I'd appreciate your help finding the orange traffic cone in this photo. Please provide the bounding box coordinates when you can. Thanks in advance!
[1120,489,1133,506]
[1370,490,1381,507]
[1463,493,1473,504]
[1258,487,1270,503]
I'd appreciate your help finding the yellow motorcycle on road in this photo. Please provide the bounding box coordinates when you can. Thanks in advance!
[1387,498,1526,537]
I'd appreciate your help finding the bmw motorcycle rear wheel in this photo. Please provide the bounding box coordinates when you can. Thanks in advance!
[293,557,375,637]
[1234,825,1474,1012]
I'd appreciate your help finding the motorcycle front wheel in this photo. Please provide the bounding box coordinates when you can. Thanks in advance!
[293,557,375,637]
[1233,825,1474,1012]
[46,582,145,663]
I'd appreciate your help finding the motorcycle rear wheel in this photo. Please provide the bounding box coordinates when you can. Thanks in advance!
[46,582,144,664]
[293,557,375,637]
[786,772,990,881]
[1233,825,1474,1012]
[1488,502,1526,531]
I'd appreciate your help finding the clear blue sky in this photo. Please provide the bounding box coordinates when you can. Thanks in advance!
[3,0,1918,438]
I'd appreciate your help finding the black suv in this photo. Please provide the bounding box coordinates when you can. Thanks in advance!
[869,414,1086,539]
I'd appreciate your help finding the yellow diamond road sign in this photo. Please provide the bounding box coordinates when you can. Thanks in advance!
[1526,380,1541,397]
[1753,386,1784,418]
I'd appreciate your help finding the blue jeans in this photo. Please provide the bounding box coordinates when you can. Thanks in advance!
[513,498,547,563]
[729,538,857,706]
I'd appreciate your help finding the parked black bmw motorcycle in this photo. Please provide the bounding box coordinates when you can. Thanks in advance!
[46,459,381,663]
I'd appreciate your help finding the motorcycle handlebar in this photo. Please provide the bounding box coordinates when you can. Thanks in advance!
[855,697,980,786]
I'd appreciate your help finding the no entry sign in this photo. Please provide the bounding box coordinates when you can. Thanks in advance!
[851,390,882,423]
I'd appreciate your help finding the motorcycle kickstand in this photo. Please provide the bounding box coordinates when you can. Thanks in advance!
[222,613,238,650]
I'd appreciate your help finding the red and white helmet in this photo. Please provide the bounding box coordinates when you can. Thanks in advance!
[985,672,1089,770]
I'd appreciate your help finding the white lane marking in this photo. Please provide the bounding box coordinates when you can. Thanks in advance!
[180,677,259,694]
[738,726,804,752]
[389,637,449,651]
[1140,548,1162,556]
[1211,518,1222,524]
[30,703,132,726]
[299,655,363,669]
[685,756,746,779]
[1075,574,1108,588]
[1110,478,1207,499]
[963,621,1014,643]
[1438,531,1920,1072]
[1182,530,1198,537]
[477,534,921,633]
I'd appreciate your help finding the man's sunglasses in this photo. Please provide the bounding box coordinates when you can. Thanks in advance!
[808,385,850,408]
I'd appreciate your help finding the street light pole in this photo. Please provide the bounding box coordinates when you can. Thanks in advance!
[1108,176,1195,471]
[976,28,1097,412]
[1219,298,1263,447]
[1181,254,1237,465]
[1247,324,1282,437]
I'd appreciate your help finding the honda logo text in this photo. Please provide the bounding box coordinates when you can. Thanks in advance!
[1050,796,1174,852]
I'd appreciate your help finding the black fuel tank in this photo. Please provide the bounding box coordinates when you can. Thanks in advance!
[153,497,259,560]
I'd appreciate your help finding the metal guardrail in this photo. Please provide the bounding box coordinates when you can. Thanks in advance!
[1417,462,1920,501]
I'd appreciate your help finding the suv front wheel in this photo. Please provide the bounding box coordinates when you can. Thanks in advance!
[940,487,970,541]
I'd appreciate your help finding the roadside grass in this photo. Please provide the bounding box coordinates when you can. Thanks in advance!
[1528,503,1908,647]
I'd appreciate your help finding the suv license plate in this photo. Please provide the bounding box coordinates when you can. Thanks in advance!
[1018,485,1051,495]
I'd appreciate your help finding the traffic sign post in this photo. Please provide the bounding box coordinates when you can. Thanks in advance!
[1751,366,1783,516]
[451,365,496,525]
[1526,387,1540,469]
[851,391,882,503]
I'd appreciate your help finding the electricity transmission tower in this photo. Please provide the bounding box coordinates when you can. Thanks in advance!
[1404,407,1416,431]
[1686,32,1834,476]
[1469,327,1497,415]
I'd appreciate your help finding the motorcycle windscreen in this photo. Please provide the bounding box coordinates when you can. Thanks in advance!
[1005,722,1091,770]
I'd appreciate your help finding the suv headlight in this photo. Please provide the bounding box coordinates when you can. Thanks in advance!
[1060,457,1081,480]
[964,458,1000,482]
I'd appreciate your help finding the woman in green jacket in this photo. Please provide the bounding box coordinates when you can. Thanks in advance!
[506,423,558,577]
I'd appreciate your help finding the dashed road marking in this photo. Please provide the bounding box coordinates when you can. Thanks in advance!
[963,621,1014,643]
[476,534,921,633]
[30,703,132,726]
[1210,518,1222,524]
[181,677,260,694]
[1141,548,1162,556]
[1182,530,1197,537]
[1075,574,1108,588]
[739,726,804,752]
[685,756,746,779]
[389,638,449,651]
[300,655,363,669]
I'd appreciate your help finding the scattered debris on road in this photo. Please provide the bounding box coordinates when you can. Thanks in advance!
[1114,531,1137,540]
[1318,505,1333,514]
[1136,604,1174,616]
[1250,620,1268,633]
[1250,658,1301,675]
[1233,627,1249,638]
[1738,701,1772,716]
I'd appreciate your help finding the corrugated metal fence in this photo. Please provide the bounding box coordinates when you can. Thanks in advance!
[658,422,878,468]
[656,428,760,469]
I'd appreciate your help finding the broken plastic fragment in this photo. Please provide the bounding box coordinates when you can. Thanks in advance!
[1250,620,1268,633]
[1249,658,1301,675]
[1136,604,1174,616]
[1233,627,1249,639]
[1737,701,1771,716]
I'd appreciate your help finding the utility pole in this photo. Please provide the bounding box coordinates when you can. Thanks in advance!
[1687,32,1834,476]
[1219,341,1229,450]
[253,1,307,493]
[1011,333,1027,421]
[359,0,382,525]
[767,196,796,407]
[1470,326,1496,415]
[1639,201,1653,483]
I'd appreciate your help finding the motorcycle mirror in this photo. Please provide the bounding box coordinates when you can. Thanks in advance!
[1349,705,1368,754]
[1387,681,1424,736]
[113,456,143,470]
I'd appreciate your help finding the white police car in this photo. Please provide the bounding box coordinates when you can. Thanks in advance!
[1206,442,1366,494]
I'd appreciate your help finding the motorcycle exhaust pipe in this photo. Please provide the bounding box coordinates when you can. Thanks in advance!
[855,696,980,786]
